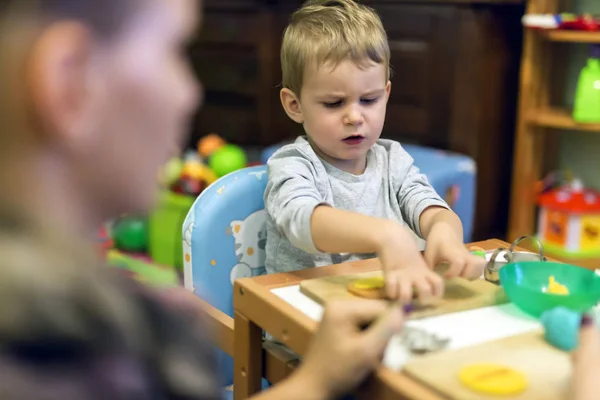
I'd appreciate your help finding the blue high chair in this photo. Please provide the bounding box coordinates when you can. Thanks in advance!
[182,165,276,398]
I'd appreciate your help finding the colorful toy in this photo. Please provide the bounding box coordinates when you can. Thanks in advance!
[112,216,148,253]
[149,191,196,270]
[546,276,569,295]
[540,306,583,351]
[573,44,600,123]
[499,261,600,318]
[209,144,248,178]
[537,178,600,258]
[522,13,600,31]
[96,224,114,257]
[133,136,248,270]
[165,155,218,198]
[159,157,184,187]
[197,133,226,158]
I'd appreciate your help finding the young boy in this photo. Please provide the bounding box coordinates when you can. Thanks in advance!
[265,0,485,302]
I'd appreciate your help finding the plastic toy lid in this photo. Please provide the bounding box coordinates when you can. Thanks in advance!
[538,181,600,213]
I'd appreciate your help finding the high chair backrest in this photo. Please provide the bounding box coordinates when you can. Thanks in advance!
[182,165,268,386]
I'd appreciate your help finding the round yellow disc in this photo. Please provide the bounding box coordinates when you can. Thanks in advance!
[351,277,385,290]
[458,364,527,396]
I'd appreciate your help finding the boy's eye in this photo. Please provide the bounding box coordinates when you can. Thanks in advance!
[361,97,379,105]
[322,100,343,109]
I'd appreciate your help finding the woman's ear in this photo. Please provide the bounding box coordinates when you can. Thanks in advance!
[280,88,304,124]
[27,22,95,146]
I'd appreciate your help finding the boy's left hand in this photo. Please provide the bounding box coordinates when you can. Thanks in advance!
[424,223,485,280]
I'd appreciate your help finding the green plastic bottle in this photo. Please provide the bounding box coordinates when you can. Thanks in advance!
[573,44,600,123]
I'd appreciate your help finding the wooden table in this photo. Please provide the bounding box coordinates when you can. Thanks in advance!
[232,238,515,400]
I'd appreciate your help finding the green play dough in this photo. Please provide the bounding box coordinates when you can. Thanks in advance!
[472,250,486,258]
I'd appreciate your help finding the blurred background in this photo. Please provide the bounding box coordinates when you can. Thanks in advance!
[186,0,526,242]
[105,0,600,281]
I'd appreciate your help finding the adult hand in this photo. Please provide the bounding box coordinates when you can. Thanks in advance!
[294,299,405,399]
[571,315,599,400]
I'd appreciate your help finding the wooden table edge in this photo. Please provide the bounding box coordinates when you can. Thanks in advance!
[234,239,508,400]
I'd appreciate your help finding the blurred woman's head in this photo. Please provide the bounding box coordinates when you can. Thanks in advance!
[0,0,201,231]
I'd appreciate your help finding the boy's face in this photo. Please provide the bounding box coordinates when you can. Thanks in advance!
[281,59,390,173]
[29,0,201,218]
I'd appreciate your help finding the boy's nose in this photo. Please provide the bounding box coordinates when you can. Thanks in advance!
[343,106,364,126]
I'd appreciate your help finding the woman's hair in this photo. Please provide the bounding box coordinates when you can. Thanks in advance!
[0,0,140,38]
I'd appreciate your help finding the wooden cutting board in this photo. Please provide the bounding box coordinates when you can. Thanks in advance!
[299,270,509,320]
[404,331,571,400]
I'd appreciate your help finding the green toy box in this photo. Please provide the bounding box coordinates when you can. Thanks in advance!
[149,191,195,270]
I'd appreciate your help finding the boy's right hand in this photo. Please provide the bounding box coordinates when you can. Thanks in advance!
[377,223,444,303]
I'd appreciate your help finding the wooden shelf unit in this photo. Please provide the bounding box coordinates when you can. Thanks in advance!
[527,108,600,131]
[540,29,600,43]
[508,0,600,263]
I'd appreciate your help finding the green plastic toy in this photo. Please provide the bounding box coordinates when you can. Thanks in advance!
[113,216,148,253]
[500,261,600,318]
[209,144,247,178]
[149,191,195,270]
[573,44,600,123]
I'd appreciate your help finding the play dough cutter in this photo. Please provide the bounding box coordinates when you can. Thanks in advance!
[399,326,450,354]
[484,235,546,285]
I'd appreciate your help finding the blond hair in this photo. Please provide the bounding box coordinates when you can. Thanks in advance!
[281,0,390,95]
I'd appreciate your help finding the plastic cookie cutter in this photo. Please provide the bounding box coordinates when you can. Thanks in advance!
[399,326,450,355]
[484,236,547,285]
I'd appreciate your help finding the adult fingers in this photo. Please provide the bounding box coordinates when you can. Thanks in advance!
[361,303,405,357]
[324,299,391,329]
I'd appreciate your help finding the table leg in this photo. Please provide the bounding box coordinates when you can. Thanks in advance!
[234,310,263,399]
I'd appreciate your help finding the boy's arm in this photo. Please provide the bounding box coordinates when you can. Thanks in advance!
[265,149,330,254]
[266,147,415,255]
[419,206,463,242]
[386,142,464,242]
[392,144,483,278]
[392,147,450,240]
[310,205,407,254]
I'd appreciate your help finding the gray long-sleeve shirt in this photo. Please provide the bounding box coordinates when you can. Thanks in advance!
[264,136,449,274]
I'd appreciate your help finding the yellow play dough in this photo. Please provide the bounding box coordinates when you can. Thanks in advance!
[459,364,528,396]
[351,276,385,290]
[547,276,569,295]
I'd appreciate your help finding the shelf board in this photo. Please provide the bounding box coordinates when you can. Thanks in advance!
[539,29,600,43]
[527,108,600,132]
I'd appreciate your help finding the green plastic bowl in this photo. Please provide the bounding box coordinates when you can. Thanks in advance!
[499,261,600,318]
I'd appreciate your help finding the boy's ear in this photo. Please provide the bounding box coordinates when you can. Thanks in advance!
[385,80,392,101]
[280,88,304,124]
